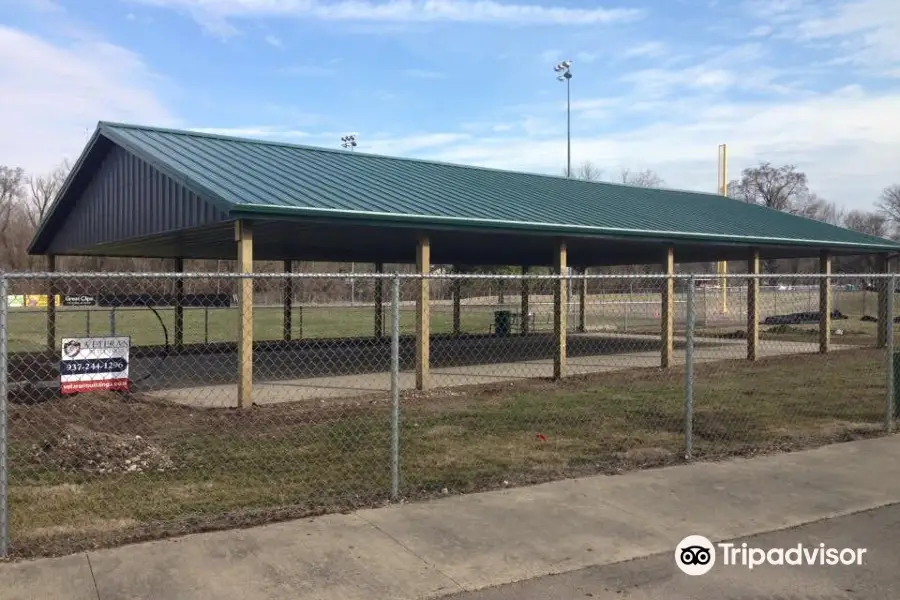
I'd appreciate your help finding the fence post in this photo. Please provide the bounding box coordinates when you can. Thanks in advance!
[684,275,695,460]
[390,275,401,500]
[86,309,91,336]
[1,277,9,557]
[887,274,895,434]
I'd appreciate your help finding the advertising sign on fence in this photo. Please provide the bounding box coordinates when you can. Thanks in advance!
[7,295,23,308]
[20,295,63,308]
[59,337,131,394]
[62,294,97,306]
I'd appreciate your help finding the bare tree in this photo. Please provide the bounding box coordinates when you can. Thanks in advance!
[793,192,843,226]
[0,166,27,267]
[728,162,808,212]
[840,209,890,273]
[844,209,888,238]
[28,160,70,228]
[566,160,604,181]
[619,168,665,188]
[876,184,900,229]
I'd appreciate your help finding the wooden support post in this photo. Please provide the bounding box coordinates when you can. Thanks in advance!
[283,260,293,342]
[452,278,462,335]
[577,267,587,333]
[554,242,568,379]
[747,251,760,361]
[819,252,832,354]
[416,236,431,390]
[374,262,384,338]
[520,266,529,335]
[46,254,57,353]
[236,220,254,408]
[878,254,890,349]
[174,257,184,350]
[661,247,675,368]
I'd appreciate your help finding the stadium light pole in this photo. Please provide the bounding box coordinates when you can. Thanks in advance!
[341,134,358,151]
[341,134,359,303]
[554,61,573,178]
[717,143,728,314]
[554,60,574,302]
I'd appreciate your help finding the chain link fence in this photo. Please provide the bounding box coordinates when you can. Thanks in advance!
[0,271,896,559]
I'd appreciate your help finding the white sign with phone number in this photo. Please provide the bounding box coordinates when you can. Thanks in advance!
[60,337,131,394]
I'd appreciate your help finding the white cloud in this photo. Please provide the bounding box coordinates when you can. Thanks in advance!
[749,0,900,76]
[6,0,64,13]
[264,34,282,47]
[622,41,666,59]
[0,25,175,174]
[188,126,311,139]
[575,51,601,63]
[132,0,644,29]
[538,49,561,64]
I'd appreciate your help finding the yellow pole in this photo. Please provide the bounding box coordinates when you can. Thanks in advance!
[718,143,728,314]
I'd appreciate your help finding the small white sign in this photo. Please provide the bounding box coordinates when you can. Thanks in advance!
[60,336,131,394]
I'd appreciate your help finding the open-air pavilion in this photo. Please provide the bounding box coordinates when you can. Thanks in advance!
[26,122,900,406]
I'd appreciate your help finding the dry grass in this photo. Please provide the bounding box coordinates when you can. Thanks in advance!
[4,347,892,559]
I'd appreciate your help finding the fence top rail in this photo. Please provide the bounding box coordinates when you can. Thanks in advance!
[0,271,896,280]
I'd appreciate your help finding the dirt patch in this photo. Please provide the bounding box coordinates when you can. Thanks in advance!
[614,446,677,465]
[36,424,175,475]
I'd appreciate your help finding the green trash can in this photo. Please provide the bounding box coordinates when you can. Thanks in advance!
[494,310,512,337]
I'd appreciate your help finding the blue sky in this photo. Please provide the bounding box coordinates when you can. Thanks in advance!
[1,0,899,211]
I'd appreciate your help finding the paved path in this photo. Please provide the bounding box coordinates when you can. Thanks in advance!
[2,435,897,600]
[446,504,900,600]
[138,333,854,407]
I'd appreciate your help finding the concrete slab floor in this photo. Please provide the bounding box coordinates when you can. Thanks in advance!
[146,335,855,408]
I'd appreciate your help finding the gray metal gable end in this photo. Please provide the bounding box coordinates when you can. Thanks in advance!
[28,129,230,256]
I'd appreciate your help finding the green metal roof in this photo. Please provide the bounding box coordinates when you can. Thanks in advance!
[58,121,900,253]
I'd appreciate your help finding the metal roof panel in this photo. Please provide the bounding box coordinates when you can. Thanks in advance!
[86,121,900,253]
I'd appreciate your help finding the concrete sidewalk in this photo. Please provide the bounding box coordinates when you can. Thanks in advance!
[3,435,900,600]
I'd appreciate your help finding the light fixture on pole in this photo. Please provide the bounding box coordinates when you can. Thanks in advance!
[553,60,573,178]
[341,134,358,151]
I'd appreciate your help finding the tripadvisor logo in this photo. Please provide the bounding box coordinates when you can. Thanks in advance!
[675,535,867,575]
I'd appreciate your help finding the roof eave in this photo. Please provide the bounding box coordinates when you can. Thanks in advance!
[227,204,900,254]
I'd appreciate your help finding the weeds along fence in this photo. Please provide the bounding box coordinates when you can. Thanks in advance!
[0,271,897,559]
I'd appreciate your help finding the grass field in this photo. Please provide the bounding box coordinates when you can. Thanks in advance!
[7,288,896,354]
[6,347,890,559]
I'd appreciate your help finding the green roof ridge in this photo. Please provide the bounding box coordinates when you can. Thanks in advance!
[97,120,734,201]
